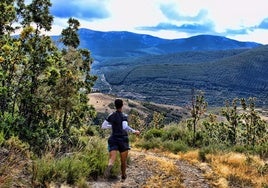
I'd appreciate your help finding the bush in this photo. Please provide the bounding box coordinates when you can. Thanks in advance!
[162,125,185,141]
[136,138,162,150]
[33,136,112,186]
[162,140,189,153]
[143,128,164,140]
[162,124,195,146]
[254,142,268,159]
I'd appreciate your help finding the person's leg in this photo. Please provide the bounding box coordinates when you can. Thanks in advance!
[108,150,117,165]
[120,150,128,179]
[104,150,117,178]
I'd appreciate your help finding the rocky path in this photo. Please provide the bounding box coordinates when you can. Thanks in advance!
[89,149,211,188]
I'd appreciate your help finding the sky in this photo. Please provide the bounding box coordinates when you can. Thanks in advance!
[49,0,268,44]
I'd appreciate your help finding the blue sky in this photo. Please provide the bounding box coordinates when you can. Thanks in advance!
[49,0,268,44]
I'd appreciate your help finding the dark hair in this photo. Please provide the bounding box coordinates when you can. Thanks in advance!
[114,99,123,109]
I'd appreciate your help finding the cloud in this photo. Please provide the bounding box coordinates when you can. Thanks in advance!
[225,28,249,35]
[160,3,208,22]
[137,22,215,34]
[50,0,110,20]
[258,18,268,29]
[46,0,268,44]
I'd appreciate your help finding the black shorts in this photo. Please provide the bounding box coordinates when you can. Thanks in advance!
[108,135,130,153]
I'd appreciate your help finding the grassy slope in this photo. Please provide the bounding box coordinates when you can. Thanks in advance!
[88,92,190,125]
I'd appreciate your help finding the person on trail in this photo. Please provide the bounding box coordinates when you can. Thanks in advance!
[101,99,140,181]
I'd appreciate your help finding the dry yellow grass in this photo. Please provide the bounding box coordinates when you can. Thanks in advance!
[163,149,268,188]
[143,154,183,188]
[206,152,268,187]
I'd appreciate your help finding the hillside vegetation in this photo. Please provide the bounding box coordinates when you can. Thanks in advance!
[103,45,268,107]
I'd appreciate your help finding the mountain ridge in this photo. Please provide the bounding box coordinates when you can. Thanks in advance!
[76,28,261,59]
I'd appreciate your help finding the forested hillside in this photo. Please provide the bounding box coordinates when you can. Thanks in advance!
[102,45,268,107]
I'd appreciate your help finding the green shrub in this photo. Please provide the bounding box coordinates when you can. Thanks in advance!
[136,137,162,150]
[198,147,214,162]
[254,142,268,159]
[143,128,164,140]
[108,102,114,109]
[162,140,189,153]
[162,125,185,141]
[33,136,111,186]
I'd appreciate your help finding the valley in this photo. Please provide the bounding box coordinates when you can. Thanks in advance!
[74,29,268,109]
[92,46,268,109]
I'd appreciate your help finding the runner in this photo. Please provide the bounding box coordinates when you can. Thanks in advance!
[101,99,140,181]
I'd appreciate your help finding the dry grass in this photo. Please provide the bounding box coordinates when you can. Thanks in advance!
[176,149,268,188]
[144,154,183,188]
[207,152,268,187]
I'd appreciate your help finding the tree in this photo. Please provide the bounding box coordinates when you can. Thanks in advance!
[187,89,207,145]
[128,109,145,131]
[0,0,17,35]
[150,111,164,129]
[61,18,80,48]
[240,98,267,147]
[221,98,241,145]
[55,18,97,135]
[0,1,97,153]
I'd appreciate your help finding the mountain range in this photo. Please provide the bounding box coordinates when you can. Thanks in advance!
[77,28,261,60]
[55,28,267,108]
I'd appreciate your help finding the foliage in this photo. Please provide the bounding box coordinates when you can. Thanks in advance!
[0,0,96,154]
[220,98,268,147]
[128,109,146,131]
[33,136,111,186]
[143,128,165,140]
[137,96,268,158]
[187,90,207,145]
[162,140,189,153]
[136,137,162,150]
[150,111,165,129]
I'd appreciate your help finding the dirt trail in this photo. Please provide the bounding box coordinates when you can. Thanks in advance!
[88,149,211,188]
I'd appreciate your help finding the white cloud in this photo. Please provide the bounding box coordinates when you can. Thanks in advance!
[48,0,268,44]
[228,29,268,44]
